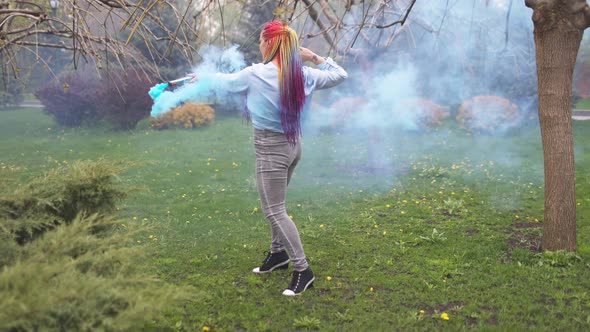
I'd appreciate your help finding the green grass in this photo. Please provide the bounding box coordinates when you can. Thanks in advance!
[575,98,590,109]
[23,93,39,102]
[2,108,590,331]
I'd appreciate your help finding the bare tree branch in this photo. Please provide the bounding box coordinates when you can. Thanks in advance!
[374,0,416,29]
[350,1,374,48]
[317,0,339,25]
[0,0,201,81]
[302,0,335,46]
[0,0,425,83]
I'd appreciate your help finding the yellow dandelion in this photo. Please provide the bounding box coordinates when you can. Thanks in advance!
[149,234,155,239]
[320,224,325,228]
[203,326,210,332]
[326,276,332,281]
[369,287,374,292]
[132,216,137,220]
[419,310,425,315]
[383,231,387,235]
[386,204,391,208]
[440,312,450,320]
[289,215,294,219]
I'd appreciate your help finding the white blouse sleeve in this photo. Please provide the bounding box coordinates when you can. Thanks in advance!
[303,58,348,93]
[212,66,252,93]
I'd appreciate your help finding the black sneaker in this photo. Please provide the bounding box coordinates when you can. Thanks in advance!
[252,251,290,274]
[282,268,315,296]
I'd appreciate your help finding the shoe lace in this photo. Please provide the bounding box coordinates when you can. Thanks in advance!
[288,271,302,290]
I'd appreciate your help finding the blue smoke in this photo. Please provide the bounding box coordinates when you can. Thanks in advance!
[150,45,246,117]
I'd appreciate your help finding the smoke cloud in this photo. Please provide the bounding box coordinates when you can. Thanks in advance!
[295,0,543,191]
[150,1,548,193]
[150,45,246,117]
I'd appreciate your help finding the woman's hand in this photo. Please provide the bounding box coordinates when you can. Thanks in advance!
[300,47,325,65]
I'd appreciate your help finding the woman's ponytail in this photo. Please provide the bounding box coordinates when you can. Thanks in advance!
[261,20,306,144]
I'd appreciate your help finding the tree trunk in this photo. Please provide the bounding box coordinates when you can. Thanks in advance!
[527,0,590,251]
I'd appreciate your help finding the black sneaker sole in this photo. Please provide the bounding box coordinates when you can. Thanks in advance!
[252,259,290,274]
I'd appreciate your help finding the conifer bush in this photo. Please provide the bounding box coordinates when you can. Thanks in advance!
[0,214,189,331]
[150,102,215,129]
[0,161,191,331]
[0,160,128,244]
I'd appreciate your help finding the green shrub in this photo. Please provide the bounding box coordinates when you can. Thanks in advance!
[150,102,215,129]
[0,161,191,331]
[0,214,190,331]
[0,160,128,245]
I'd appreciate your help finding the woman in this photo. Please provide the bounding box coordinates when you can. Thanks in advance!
[191,20,347,296]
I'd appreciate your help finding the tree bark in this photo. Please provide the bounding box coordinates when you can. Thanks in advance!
[526,0,590,251]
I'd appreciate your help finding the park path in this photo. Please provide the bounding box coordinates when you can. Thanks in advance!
[572,109,590,120]
[19,101,43,108]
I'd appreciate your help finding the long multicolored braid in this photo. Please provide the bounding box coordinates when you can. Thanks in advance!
[261,21,306,144]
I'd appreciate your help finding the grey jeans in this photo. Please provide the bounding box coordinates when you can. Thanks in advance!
[254,129,308,271]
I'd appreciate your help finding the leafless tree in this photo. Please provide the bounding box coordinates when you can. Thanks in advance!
[524,0,590,251]
[0,1,418,80]
[0,0,201,81]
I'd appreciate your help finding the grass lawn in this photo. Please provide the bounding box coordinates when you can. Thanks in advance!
[575,98,590,109]
[2,107,590,331]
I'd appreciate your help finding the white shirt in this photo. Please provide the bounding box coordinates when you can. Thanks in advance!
[215,58,348,132]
